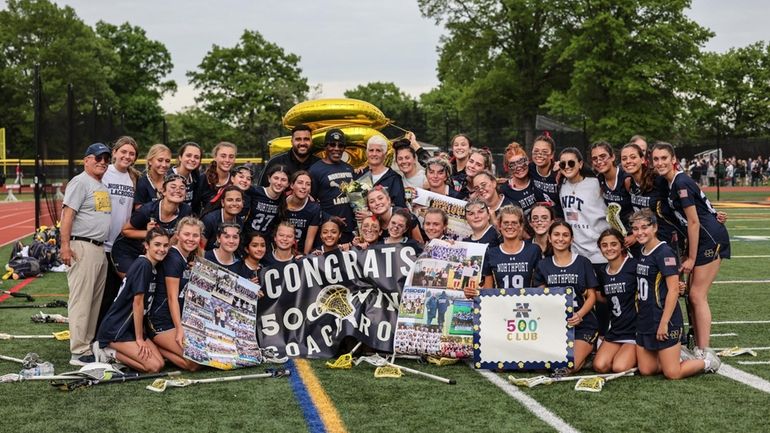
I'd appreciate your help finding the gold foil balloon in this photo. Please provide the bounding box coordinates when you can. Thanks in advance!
[282,98,390,131]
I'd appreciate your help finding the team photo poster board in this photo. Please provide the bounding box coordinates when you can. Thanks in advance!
[257,244,419,358]
[409,188,471,240]
[473,287,575,370]
[394,239,487,359]
[181,258,262,369]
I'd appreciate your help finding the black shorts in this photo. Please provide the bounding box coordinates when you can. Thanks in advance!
[110,239,142,274]
[575,325,599,345]
[695,237,730,266]
[605,329,636,343]
[636,326,682,351]
[147,315,175,336]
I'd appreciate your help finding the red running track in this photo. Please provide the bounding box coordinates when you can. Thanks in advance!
[0,200,58,247]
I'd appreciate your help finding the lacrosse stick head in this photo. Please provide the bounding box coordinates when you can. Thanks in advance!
[315,285,357,326]
[146,378,193,393]
[21,353,41,369]
[355,354,388,367]
[374,365,403,378]
[574,376,606,392]
[0,373,21,383]
[507,375,550,388]
[606,203,628,236]
[325,353,354,369]
[52,330,70,341]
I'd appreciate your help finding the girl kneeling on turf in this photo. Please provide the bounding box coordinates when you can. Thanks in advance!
[593,228,638,373]
[147,216,204,371]
[631,209,720,379]
[94,228,169,373]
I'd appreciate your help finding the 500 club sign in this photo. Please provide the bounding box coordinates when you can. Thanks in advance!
[257,245,418,358]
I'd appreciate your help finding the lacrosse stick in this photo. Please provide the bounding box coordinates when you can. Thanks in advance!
[574,369,636,392]
[508,369,636,388]
[1,373,86,383]
[0,352,44,369]
[0,330,69,340]
[31,311,69,324]
[672,231,695,349]
[356,354,456,385]
[606,203,628,236]
[1,290,35,302]
[146,368,290,393]
[326,342,362,369]
[315,284,357,327]
[0,299,67,309]
[52,371,182,392]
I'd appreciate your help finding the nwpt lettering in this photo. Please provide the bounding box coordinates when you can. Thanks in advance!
[561,195,584,211]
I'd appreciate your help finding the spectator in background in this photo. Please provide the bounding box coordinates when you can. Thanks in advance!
[60,143,113,366]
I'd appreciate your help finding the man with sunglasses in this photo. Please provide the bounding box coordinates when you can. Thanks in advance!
[60,143,113,366]
[258,124,320,187]
[309,129,356,243]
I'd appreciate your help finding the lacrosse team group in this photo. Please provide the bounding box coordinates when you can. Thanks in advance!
[60,125,730,379]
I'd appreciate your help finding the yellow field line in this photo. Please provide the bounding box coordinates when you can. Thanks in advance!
[294,358,349,433]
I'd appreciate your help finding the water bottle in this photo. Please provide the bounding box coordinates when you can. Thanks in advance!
[19,362,54,378]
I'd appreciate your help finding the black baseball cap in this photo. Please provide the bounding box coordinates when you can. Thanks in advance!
[324,129,346,146]
[85,143,111,157]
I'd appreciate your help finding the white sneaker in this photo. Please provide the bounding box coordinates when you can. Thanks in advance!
[703,348,722,373]
[693,347,706,359]
[92,341,117,363]
[69,353,95,366]
[680,346,698,362]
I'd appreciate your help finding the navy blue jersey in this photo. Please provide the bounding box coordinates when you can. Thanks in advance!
[359,168,407,208]
[482,242,541,288]
[598,167,634,233]
[97,256,155,344]
[451,172,470,200]
[230,260,261,280]
[285,198,322,253]
[533,253,599,330]
[204,249,241,273]
[134,174,159,207]
[148,247,192,323]
[201,210,244,251]
[499,179,542,216]
[197,171,231,212]
[246,187,282,235]
[667,171,730,250]
[636,241,683,334]
[240,185,258,220]
[597,256,638,340]
[462,225,501,248]
[260,250,294,269]
[171,167,199,210]
[628,175,683,244]
[529,162,563,217]
[309,160,355,235]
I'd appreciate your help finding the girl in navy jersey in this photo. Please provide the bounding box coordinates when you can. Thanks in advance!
[365,186,422,242]
[283,170,321,255]
[204,223,241,270]
[591,142,635,246]
[529,135,563,217]
[422,208,449,241]
[201,186,244,250]
[231,231,268,290]
[528,204,554,255]
[383,208,423,253]
[630,209,720,378]
[652,143,730,355]
[134,144,172,209]
[232,165,256,220]
[472,206,540,297]
[352,216,382,249]
[112,174,192,277]
[453,149,489,200]
[472,171,512,214]
[462,198,501,248]
[261,221,298,267]
[172,142,202,212]
[500,142,542,217]
[592,229,638,373]
[248,165,289,235]
[533,221,599,372]
[619,143,682,247]
[425,157,463,198]
[147,216,203,371]
[312,217,347,255]
[198,141,236,211]
[94,228,168,373]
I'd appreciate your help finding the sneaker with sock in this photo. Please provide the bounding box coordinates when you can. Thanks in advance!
[693,347,706,359]
[92,341,117,363]
[703,348,722,373]
[69,353,96,366]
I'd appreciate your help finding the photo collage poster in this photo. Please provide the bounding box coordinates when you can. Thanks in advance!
[409,188,471,240]
[181,257,261,369]
[394,239,486,359]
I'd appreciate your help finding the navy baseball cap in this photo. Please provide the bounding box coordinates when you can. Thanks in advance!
[324,129,346,146]
[85,143,111,157]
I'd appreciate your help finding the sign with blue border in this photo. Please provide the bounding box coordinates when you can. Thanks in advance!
[473,287,575,370]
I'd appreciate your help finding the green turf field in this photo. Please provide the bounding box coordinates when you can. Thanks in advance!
[1,202,770,433]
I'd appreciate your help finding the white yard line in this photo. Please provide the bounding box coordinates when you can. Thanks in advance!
[715,347,770,351]
[711,333,738,337]
[737,361,770,365]
[731,255,770,258]
[718,364,770,394]
[712,280,770,285]
[710,320,770,325]
[474,368,580,433]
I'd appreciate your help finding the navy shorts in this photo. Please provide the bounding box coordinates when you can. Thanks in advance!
[605,329,636,343]
[147,315,175,336]
[636,326,682,351]
[110,240,142,274]
[575,325,599,345]
[695,237,730,266]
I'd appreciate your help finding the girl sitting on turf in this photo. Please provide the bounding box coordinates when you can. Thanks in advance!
[94,228,169,373]
[533,221,599,372]
[631,209,720,379]
[147,216,204,371]
[592,228,638,373]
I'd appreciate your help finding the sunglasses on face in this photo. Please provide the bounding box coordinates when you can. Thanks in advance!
[91,154,110,163]
[327,142,346,149]
[559,160,578,169]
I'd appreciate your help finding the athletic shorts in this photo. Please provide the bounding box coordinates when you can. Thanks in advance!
[605,330,636,343]
[636,326,682,351]
[97,327,136,348]
[147,315,175,336]
[695,237,730,266]
[575,326,599,345]
[110,240,142,274]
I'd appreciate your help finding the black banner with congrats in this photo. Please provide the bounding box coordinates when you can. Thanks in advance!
[257,244,418,358]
